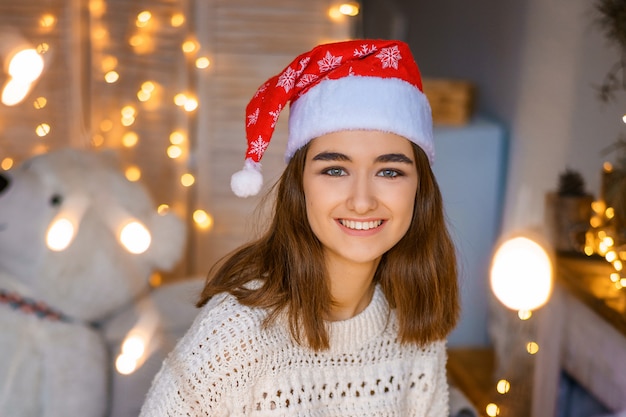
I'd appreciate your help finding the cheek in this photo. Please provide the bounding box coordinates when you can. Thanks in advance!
[394,187,417,232]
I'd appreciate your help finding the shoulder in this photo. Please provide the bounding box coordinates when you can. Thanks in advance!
[183,291,270,355]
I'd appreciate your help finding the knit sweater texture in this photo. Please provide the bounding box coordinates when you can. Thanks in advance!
[139,285,450,416]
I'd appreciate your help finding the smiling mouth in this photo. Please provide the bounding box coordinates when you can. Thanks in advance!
[339,219,384,231]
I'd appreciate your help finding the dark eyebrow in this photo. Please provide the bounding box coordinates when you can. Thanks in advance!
[312,152,351,162]
[375,153,414,164]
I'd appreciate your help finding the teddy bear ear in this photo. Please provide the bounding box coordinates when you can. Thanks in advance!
[145,210,187,271]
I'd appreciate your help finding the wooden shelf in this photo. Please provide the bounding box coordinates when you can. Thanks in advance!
[447,347,495,417]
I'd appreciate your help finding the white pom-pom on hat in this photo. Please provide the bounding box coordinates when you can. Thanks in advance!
[230,159,263,198]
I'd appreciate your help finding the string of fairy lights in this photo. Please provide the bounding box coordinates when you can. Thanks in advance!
[585,159,626,290]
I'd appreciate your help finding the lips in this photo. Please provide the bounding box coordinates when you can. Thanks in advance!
[338,219,383,231]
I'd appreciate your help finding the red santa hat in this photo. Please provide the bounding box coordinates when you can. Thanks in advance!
[231,39,434,197]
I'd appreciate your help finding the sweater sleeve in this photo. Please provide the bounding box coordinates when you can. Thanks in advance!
[138,294,251,417]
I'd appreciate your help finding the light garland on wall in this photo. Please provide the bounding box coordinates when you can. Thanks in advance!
[585,157,626,291]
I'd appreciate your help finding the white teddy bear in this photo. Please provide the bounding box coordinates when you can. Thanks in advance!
[0,147,186,417]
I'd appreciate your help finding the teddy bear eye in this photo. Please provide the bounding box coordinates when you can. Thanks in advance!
[50,194,63,206]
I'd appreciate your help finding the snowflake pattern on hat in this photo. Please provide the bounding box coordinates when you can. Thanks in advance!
[231,39,431,197]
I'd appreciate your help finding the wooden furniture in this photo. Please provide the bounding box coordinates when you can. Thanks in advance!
[447,348,495,417]
[532,256,626,416]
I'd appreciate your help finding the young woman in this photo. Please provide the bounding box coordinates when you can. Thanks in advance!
[140,39,459,416]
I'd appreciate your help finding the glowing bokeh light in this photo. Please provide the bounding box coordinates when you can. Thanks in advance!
[105,71,119,83]
[1,158,14,170]
[171,13,185,27]
[490,236,553,311]
[183,97,198,112]
[486,403,500,416]
[167,145,182,159]
[8,49,44,82]
[136,11,152,26]
[195,57,210,69]
[174,93,187,106]
[46,218,75,251]
[115,353,138,375]
[169,131,185,144]
[36,123,51,137]
[119,221,151,254]
[181,173,195,187]
[193,209,214,230]
[182,39,197,53]
[33,96,47,109]
[526,341,539,355]
[122,132,139,147]
[36,43,49,54]
[2,79,32,106]
[125,166,141,182]
[40,14,57,28]
[496,379,510,394]
[338,3,360,16]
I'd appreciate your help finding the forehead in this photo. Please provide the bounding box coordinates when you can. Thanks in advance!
[307,130,414,157]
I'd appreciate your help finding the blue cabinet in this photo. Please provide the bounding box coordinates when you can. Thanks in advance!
[432,118,507,347]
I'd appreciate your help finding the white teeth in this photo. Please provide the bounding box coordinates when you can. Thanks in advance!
[340,220,383,230]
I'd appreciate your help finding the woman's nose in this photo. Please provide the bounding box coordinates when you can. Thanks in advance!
[346,176,377,213]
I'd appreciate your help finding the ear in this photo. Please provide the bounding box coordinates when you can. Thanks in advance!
[145,210,187,271]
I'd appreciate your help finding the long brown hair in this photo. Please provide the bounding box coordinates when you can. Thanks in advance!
[197,141,459,351]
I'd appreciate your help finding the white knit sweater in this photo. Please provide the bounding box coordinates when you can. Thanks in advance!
[139,285,450,416]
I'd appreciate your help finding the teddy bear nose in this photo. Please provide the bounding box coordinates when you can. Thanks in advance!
[0,173,9,194]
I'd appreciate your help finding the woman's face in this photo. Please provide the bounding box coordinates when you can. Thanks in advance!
[302,130,418,269]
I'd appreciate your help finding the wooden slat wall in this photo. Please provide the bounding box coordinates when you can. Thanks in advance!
[191,0,355,274]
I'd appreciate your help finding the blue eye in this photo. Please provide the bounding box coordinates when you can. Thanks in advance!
[323,167,346,176]
[377,169,401,178]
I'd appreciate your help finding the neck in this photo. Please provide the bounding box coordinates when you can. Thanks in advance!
[325,258,379,321]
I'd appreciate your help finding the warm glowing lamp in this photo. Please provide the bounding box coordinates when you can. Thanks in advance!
[490,235,553,311]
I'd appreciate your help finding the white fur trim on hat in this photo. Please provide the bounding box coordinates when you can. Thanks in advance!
[286,76,434,163]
